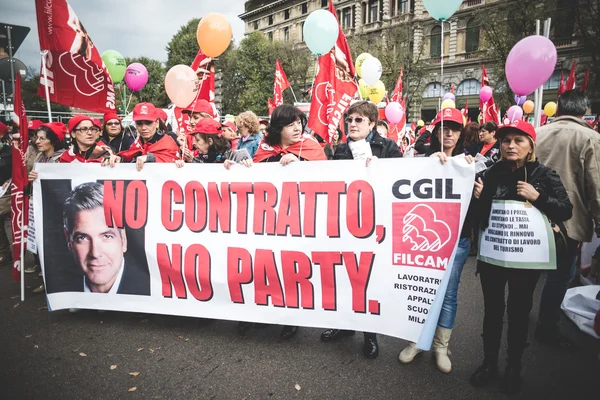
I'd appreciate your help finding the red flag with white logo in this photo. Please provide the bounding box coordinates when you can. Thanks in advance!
[565,60,577,91]
[274,59,290,107]
[11,75,29,281]
[390,69,403,103]
[581,68,590,92]
[558,70,566,96]
[307,1,358,145]
[35,0,116,113]
[268,98,277,115]
[480,65,500,124]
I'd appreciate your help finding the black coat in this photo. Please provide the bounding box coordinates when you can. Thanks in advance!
[478,160,573,230]
[476,140,501,167]
[333,131,402,160]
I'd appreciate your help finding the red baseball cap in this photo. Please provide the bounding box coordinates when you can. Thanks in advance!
[158,109,168,122]
[103,112,121,123]
[92,118,102,129]
[132,102,159,121]
[41,122,67,142]
[188,119,222,136]
[68,114,96,133]
[497,120,536,142]
[183,99,214,117]
[222,121,236,133]
[28,120,44,131]
[0,122,7,135]
[433,107,464,128]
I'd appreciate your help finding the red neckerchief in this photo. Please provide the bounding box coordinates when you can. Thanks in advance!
[253,135,326,163]
[118,134,180,163]
[59,140,109,163]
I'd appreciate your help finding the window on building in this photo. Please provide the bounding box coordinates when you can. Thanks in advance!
[362,2,367,24]
[267,31,273,41]
[423,82,442,98]
[284,27,290,41]
[456,79,480,96]
[465,18,480,53]
[300,22,304,41]
[301,3,308,14]
[430,25,441,57]
[342,8,352,29]
[321,0,328,8]
[543,69,566,90]
[368,0,379,23]
[399,0,409,14]
[253,21,258,30]
[285,9,290,20]
[268,15,273,25]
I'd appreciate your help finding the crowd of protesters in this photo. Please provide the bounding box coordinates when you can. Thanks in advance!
[0,89,599,395]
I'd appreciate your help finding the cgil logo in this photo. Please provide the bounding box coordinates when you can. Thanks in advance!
[392,202,461,270]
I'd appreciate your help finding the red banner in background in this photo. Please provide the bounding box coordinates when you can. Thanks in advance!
[11,75,29,281]
[480,65,500,124]
[35,0,116,113]
[307,1,358,145]
[274,59,290,107]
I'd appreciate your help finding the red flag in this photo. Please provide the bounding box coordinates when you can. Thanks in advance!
[273,59,289,107]
[307,1,358,145]
[461,99,469,118]
[566,60,577,91]
[268,98,277,115]
[480,65,500,124]
[10,75,29,281]
[451,83,455,94]
[558,70,566,96]
[581,68,590,92]
[390,69,403,103]
[35,0,116,113]
[411,122,416,132]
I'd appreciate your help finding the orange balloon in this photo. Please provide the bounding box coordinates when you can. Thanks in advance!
[196,13,232,58]
[522,100,534,114]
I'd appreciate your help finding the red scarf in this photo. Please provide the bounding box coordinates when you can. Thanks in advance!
[118,134,180,163]
[59,140,110,163]
[253,135,327,163]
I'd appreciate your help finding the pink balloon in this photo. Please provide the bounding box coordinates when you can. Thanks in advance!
[506,105,524,122]
[505,35,557,96]
[124,63,148,91]
[164,65,197,108]
[385,102,404,124]
[480,86,493,103]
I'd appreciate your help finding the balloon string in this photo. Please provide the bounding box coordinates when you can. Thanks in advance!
[309,56,319,102]
[125,92,134,114]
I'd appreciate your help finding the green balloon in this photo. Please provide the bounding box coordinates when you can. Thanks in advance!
[101,50,127,83]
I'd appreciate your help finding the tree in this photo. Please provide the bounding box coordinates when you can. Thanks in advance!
[166,18,201,70]
[115,57,169,113]
[21,76,71,113]
[574,0,599,100]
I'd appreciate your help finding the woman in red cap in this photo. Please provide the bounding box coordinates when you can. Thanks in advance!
[103,103,182,171]
[102,113,133,153]
[184,119,235,164]
[60,114,109,163]
[26,122,68,289]
[469,121,572,395]
[221,121,239,151]
[399,107,474,373]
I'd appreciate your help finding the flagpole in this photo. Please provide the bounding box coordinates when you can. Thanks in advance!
[289,87,299,104]
[20,203,25,302]
[440,20,444,150]
[41,51,53,122]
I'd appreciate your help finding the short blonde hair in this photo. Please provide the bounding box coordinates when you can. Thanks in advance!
[235,111,260,135]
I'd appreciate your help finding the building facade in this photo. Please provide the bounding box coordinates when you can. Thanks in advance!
[240,0,592,122]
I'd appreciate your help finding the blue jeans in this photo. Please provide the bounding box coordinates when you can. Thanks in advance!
[537,237,579,335]
[438,238,471,329]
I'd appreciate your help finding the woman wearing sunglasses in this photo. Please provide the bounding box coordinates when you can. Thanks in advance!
[102,113,133,153]
[60,115,110,163]
[103,103,183,171]
[321,101,401,360]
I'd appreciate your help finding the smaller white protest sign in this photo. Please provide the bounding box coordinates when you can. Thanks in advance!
[348,139,372,160]
[478,200,556,270]
[27,197,36,254]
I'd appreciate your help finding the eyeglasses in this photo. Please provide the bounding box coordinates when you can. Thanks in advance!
[34,136,49,142]
[106,122,120,127]
[75,126,100,134]
[135,120,154,127]
[345,117,368,124]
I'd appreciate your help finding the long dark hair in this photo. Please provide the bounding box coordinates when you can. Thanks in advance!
[265,105,307,146]
[430,121,465,156]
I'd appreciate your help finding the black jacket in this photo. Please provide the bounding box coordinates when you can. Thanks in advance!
[414,130,431,155]
[476,140,501,167]
[333,131,402,160]
[0,139,12,184]
[478,160,573,230]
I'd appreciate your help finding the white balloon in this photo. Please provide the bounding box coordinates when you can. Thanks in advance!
[361,57,382,86]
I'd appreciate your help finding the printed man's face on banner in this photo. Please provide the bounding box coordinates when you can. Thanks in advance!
[69,207,127,293]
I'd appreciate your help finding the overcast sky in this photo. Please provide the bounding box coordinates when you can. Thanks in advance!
[1,0,246,74]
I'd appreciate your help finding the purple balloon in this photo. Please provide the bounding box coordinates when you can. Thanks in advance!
[442,92,455,102]
[506,105,524,122]
[385,102,404,124]
[480,86,493,103]
[514,94,527,106]
[124,63,149,91]
[505,35,557,96]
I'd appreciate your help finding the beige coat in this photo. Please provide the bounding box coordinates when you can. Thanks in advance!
[536,116,600,242]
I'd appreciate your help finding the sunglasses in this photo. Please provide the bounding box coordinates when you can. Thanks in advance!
[345,117,368,124]
[106,122,120,127]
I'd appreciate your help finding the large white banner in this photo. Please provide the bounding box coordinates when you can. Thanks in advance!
[33,158,474,343]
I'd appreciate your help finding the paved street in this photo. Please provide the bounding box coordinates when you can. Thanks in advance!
[1,257,598,400]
